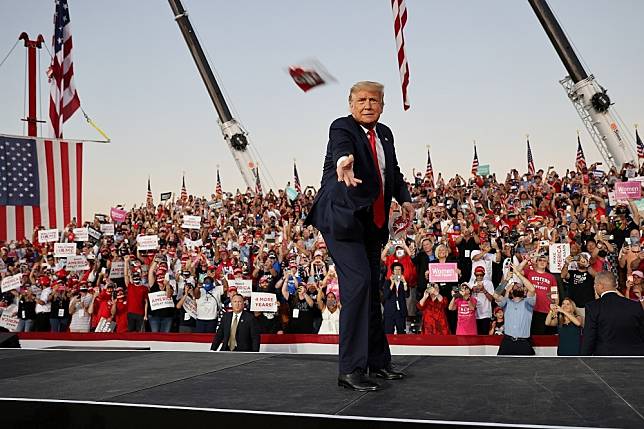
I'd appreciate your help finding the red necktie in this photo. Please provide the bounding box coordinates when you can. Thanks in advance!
[367,129,385,228]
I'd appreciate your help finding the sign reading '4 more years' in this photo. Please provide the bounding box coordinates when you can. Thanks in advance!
[250,292,277,312]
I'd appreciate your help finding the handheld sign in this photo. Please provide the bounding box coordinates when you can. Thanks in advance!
[66,255,90,271]
[182,215,201,230]
[160,192,172,201]
[250,292,277,312]
[54,243,77,258]
[615,181,641,200]
[389,211,411,240]
[38,229,59,243]
[1,274,22,293]
[229,279,252,297]
[548,243,570,273]
[149,291,174,311]
[428,263,458,283]
[100,223,115,236]
[109,261,125,279]
[182,295,197,320]
[110,207,128,223]
[136,235,159,251]
[73,228,89,242]
[0,313,19,332]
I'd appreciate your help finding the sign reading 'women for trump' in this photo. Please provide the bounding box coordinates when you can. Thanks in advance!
[428,263,458,283]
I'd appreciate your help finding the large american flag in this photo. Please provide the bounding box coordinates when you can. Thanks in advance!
[49,0,81,138]
[180,175,187,201]
[391,0,410,110]
[527,139,535,175]
[576,135,587,171]
[215,169,222,196]
[425,148,434,189]
[637,128,644,159]
[293,161,302,194]
[0,135,83,241]
[471,144,479,176]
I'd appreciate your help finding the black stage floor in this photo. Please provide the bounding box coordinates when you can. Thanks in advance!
[0,349,643,429]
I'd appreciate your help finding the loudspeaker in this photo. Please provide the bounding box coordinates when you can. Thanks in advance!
[0,333,21,348]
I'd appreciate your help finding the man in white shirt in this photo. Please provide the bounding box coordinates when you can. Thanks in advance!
[469,266,495,334]
[34,277,52,332]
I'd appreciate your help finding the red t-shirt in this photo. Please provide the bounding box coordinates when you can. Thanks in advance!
[523,268,557,313]
[127,284,149,315]
[113,299,128,333]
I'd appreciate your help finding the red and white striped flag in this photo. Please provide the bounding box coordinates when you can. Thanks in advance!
[425,148,434,189]
[391,0,410,111]
[215,169,222,196]
[637,128,644,159]
[180,175,187,202]
[527,139,535,175]
[146,178,153,209]
[576,136,587,171]
[48,0,81,138]
[0,135,83,240]
[254,168,263,195]
[471,144,479,176]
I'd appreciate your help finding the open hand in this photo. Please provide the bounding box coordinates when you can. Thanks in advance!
[336,155,362,187]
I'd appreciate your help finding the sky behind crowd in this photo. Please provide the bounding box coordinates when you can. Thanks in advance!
[0,0,643,217]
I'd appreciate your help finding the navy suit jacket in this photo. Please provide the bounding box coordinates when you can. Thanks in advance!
[581,292,644,356]
[382,280,408,318]
[305,115,411,242]
[210,310,260,352]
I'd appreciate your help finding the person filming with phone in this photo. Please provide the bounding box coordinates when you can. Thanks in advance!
[383,262,409,334]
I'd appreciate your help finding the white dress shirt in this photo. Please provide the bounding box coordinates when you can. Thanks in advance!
[337,125,385,189]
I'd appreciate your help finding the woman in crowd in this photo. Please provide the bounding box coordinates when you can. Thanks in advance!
[320,265,340,303]
[16,287,37,332]
[281,277,315,334]
[147,259,174,332]
[545,297,583,356]
[448,283,477,335]
[316,285,340,335]
[49,281,70,332]
[428,244,460,333]
[416,283,449,335]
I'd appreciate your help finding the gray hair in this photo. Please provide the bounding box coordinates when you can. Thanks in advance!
[349,81,385,103]
[594,271,616,290]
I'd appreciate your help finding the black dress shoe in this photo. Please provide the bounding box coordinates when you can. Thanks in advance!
[370,366,406,380]
[338,370,381,392]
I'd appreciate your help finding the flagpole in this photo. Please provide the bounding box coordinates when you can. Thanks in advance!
[636,124,640,170]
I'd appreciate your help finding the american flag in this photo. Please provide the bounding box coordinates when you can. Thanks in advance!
[254,168,262,195]
[0,135,83,240]
[146,178,153,209]
[180,175,187,201]
[293,161,302,194]
[471,144,479,176]
[215,168,222,196]
[48,0,81,138]
[425,148,434,189]
[391,0,410,110]
[527,139,535,175]
[576,135,587,171]
[637,128,644,159]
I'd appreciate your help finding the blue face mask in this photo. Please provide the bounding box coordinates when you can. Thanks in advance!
[203,281,214,292]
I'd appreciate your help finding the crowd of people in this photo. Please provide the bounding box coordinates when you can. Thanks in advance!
[2,159,644,355]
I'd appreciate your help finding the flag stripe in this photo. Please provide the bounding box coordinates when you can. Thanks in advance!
[44,140,57,228]
[52,141,64,228]
[391,0,410,110]
[60,142,71,226]
[76,143,82,224]
[37,140,49,229]
[0,206,6,240]
[6,207,16,241]
[32,206,41,231]
[14,206,24,242]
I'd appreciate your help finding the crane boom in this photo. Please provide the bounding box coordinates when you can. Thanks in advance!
[528,0,636,168]
[169,0,258,188]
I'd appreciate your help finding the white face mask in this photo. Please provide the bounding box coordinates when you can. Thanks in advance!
[395,250,405,257]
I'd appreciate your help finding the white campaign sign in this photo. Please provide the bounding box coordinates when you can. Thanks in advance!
[73,228,89,242]
[184,238,203,250]
[182,215,201,230]
[549,243,570,274]
[100,223,115,236]
[250,292,277,312]
[137,235,159,251]
[0,313,19,332]
[1,274,22,292]
[149,291,174,311]
[54,243,77,258]
[182,295,197,320]
[229,279,253,297]
[66,255,90,271]
[109,261,125,279]
[38,229,59,243]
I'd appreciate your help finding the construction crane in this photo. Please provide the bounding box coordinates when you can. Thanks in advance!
[169,0,259,189]
[529,0,636,169]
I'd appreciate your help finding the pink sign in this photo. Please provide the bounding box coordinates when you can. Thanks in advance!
[428,263,458,283]
[615,181,641,200]
[110,207,128,223]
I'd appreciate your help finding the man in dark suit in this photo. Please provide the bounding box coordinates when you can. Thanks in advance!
[211,294,260,352]
[581,271,644,356]
[305,81,413,391]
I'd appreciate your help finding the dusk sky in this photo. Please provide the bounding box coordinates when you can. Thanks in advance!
[1,0,643,217]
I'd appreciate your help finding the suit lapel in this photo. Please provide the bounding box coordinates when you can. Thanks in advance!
[376,124,391,189]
